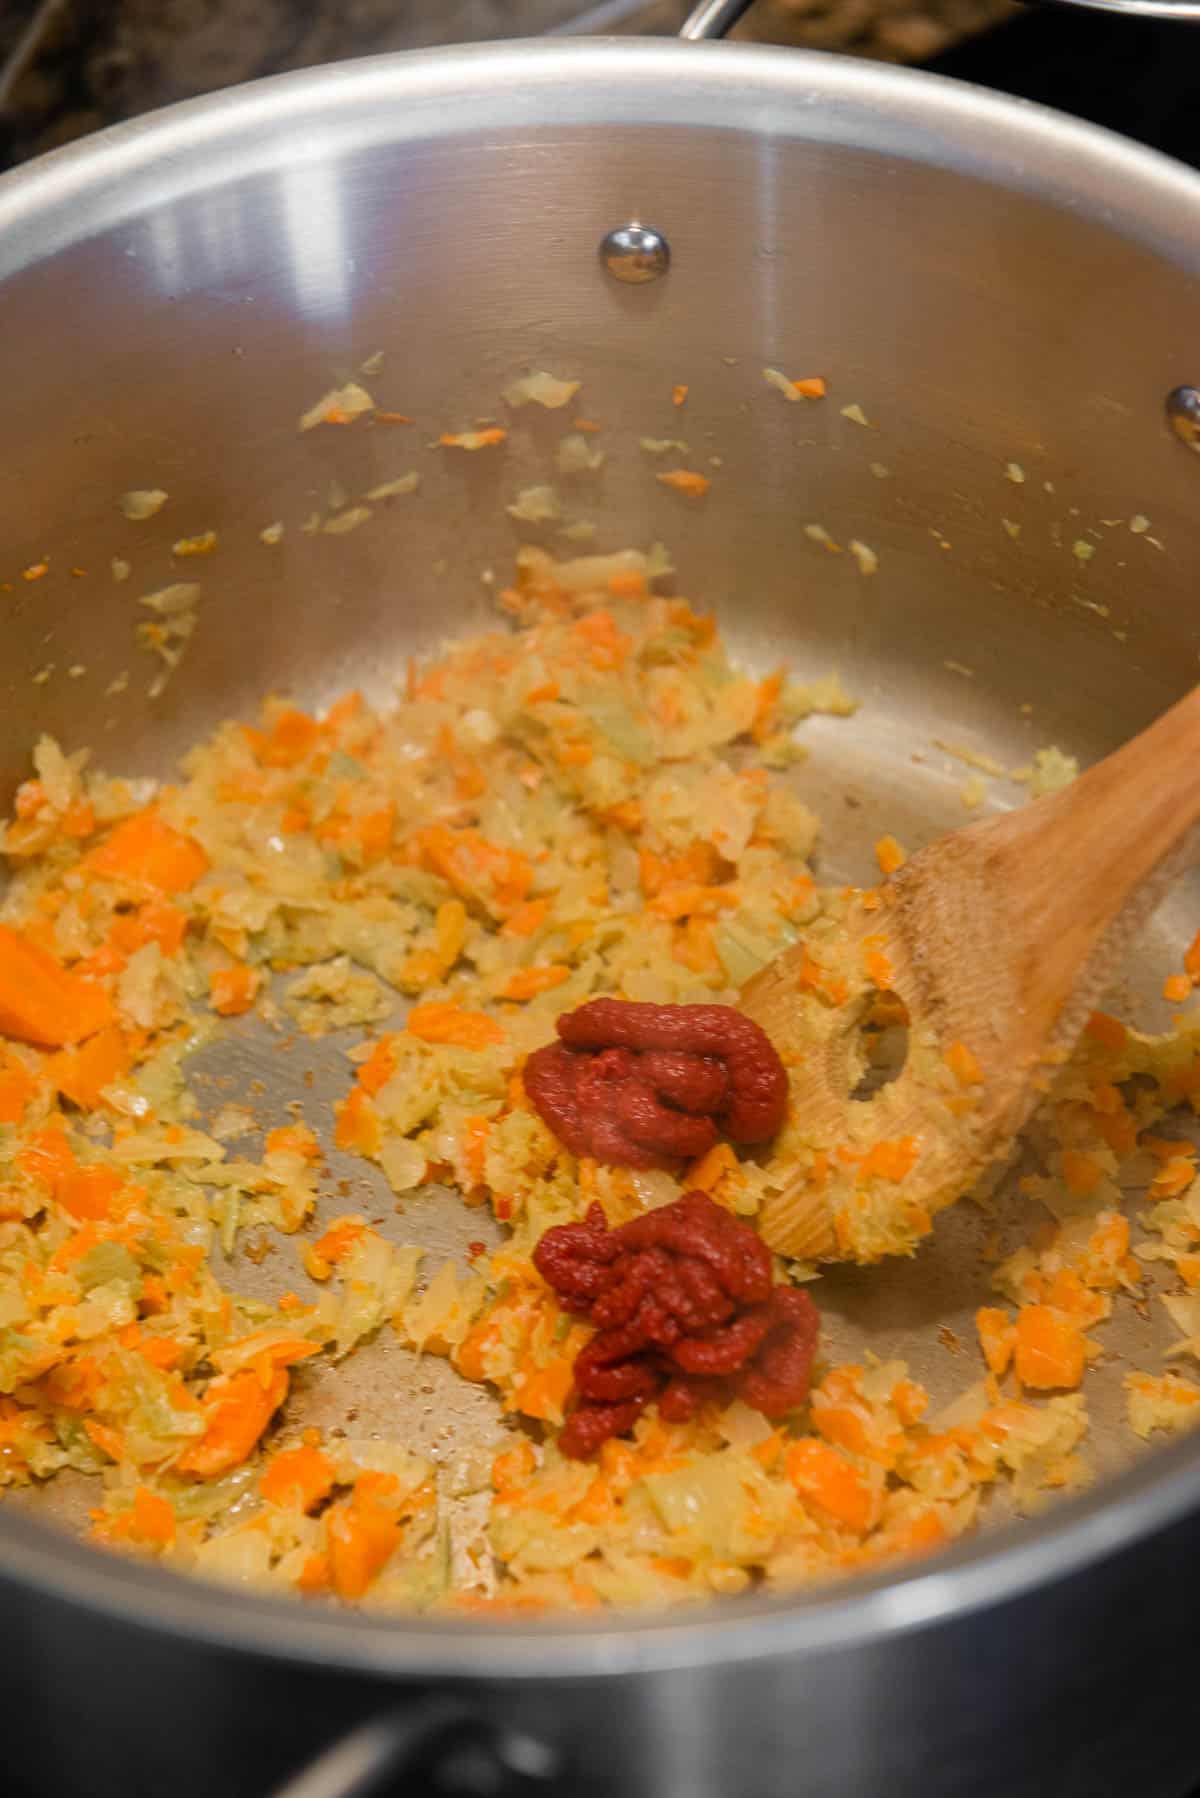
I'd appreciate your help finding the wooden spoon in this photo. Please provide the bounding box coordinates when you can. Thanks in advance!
[739,688,1200,1263]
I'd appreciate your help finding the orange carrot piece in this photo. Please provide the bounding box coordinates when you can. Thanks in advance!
[874,835,907,876]
[945,1040,983,1086]
[406,1003,504,1049]
[334,1088,381,1157]
[1013,1304,1087,1391]
[51,1025,131,1111]
[858,1137,919,1183]
[321,690,362,733]
[327,1472,404,1599]
[672,384,689,407]
[259,708,321,768]
[355,1037,398,1097]
[101,1486,176,1550]
[0,924,114,1047]
[261,1441,337,1513]
[792,377,827,398]
[785,1439,880,1535]
[83,810,208,895]
[751,668,785,744]
[656,469,711,498]
[109,899,188,958]
[501,966,571,1002]
[209,966,261,1017]
[312,1219,367,1265]
[1185,930,1200,981]
[1085,1010,1127,1050]
[1164,973,1191,1003]
[57,1164,124,1223]
[176,1365,290,1477]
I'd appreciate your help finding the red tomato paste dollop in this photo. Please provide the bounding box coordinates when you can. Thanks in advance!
[533,1190,819,1458]
[523,999,788,1169]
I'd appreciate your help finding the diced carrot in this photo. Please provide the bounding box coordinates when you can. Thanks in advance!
[785,1439,880,1535]
[863,947,895,990]
[502,899,549,939]
[672,384,689,407]
[1179,929,1200,984]
[176,1365,290,1477]
[261,1441,337,1513]
[793,377,827,399]
[525,680,560,705]
[975,1306,1016,1378]
[639,842,721,897]
[259,708,320,768]
[334,1088,381,1157]
[462,1115,491,1189]
[608,571,648,601]
[502,965,571,1002]
[209,966,261,1017]
[1085,1011,1127,1051]
[492,1440,537,1494]
[51,1025,132,1111]
[295,1552,330,1596]
[513,1354,576,1423]
[0,924,114,1048]
[1013,1304,1087,1391]
[57,1164,124,1222]
[1061,1149,1102,1197]
[650,884,738,922]
[265,1124,321,1162]
[85,1420,126,1463]
[109,900,188,958]
[686,1142,739,1193]
[406,1003,504,1049]
[557,742,594,767]
[656,469,710,498]
[440,428,507,449]
[327,1472,404,1599]
[312,1218,367,1265]
[859,1137,919,1183]
[417,825,532,918]
[751,668,785,744]
[321,690,362,733]
[1164,973,1191,1003]
[16,1127,76,1198]
[82,810,208,895]
[945,1040,983,1086]
[355,804,395,863]
[355,1037,397,1097]
[874,835,907,876]
[138,1336,185,1372]
[119,1487,177,1549]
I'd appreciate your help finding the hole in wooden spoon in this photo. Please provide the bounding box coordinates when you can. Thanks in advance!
[850,989,910,1101]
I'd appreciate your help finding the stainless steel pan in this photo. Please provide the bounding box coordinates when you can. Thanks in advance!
[3,9,1200,1797]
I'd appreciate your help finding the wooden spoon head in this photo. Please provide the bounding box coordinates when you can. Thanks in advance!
[740,881,1000,1263]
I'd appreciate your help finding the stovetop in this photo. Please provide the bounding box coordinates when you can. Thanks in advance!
[928,3,1200,168]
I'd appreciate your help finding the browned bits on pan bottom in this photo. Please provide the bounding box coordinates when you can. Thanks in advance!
[523,998,789,1169]
[533,1191,820,1458]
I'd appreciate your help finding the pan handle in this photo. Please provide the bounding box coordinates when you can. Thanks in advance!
[679,0,757,37]
[270,1701,559,1798]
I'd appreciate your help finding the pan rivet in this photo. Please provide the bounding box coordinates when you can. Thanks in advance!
[1166,385,1200,450]
[599,223,670,284]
